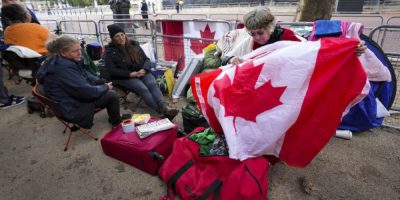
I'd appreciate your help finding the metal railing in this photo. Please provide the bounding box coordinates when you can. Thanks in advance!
[58,20,100,42]
[369,25,400,111]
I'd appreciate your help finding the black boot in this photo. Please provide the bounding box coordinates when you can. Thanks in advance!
[160,102,179,120]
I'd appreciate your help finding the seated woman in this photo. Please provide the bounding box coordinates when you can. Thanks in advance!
[1,3,54,56]
[1,0,40,30]
[103,24,179,120]
[1,3,54,79]
[36,35,122,129]
[223,6,366,65]
[222,6,302,66]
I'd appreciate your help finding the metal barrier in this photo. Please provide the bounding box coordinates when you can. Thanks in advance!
[209,13,295,22]
[385,53,400,111]
[369,25,400,54]
[40,19,59,33]
[101,14,170,21]
[369,25,400,111]
[386,16,400,25]
[332,14,384,34]
[101,14,134,20]
[274,14,296,22]
[132,14,170,20]
[154,19,232,67]
[58,20,100,42]
[278,22,313,37]
[170,14,208,20]
[98,19,155,48]
[209,13,244,21]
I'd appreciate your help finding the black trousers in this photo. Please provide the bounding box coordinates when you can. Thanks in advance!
[94,90,121,125]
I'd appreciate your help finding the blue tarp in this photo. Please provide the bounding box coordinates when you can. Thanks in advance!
[339,34,397,132]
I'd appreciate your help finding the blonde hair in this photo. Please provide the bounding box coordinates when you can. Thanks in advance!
[243,6,276,34]
[46,35,80,57]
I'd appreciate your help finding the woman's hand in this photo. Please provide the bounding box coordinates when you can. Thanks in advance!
[129,71,140,78]
[138,69,146,77]
[356,41,367,56]
[130,70,146,78]
[105,82,113,90]
[229,56,243,65]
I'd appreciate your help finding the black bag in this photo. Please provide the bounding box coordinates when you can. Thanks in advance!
[181,104,209,133]
[27,96,46,118]
[86,42,103,61]
[98,59,111,81]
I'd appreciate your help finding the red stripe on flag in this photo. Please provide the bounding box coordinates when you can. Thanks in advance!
[191,69,224,133]
[279,38,368,167]
[161,21,184,62]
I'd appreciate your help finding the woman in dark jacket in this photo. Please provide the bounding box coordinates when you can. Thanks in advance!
[104,24,179,120]
[36,35,121,129]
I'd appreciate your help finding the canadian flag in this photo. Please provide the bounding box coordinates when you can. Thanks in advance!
[161,20,231,68]
[191,38,370,167]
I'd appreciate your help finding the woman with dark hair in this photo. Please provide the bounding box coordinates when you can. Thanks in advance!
[36,35,122,129]
[103,24,179,120]
[1,0,40,29]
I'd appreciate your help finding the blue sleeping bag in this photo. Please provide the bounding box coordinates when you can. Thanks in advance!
[339,34,397,132]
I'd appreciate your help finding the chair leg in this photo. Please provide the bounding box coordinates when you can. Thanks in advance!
[130,97,143,112]
[63,125,68,134]
[63,124,98,151]
[78,128,98,141]
[64,129,73,151]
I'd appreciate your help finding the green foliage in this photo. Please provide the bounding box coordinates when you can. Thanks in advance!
[67,0,94,7]
[97,0,110,5]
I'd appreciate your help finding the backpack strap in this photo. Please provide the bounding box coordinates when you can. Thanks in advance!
[167,159,194,193]
[197,179,222,200]
[166,159,222,200]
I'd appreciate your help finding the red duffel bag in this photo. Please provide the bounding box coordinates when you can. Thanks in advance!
[158,127,269,200]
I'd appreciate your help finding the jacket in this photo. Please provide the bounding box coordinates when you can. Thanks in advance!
[141,1,148,12]
[36,55,108,129]
[103,40,151,80]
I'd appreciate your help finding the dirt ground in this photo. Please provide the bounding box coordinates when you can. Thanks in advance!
[0,72,399,200]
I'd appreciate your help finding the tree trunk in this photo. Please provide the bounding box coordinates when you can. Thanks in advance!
[295,0,336,22]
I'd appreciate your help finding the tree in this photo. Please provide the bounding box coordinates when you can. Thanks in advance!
[97,0,109,5]
[67,0,93,7]
[295,0,336,22]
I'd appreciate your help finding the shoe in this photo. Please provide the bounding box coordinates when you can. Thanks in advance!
[11,95,25,101]
[0,96,25,109]
[163,106,179,121]
[109,117,122,128]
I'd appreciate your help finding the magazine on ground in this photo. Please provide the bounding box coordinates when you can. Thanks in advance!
[136,118,175,139]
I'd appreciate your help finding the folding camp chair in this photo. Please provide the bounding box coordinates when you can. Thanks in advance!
[1,51,45,86]
[97,59,143,111]
[32,82,99,151]
[113,85,143,111]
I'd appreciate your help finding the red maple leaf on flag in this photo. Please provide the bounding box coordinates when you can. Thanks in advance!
[213,61,287,130]
[190,24,215,54]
